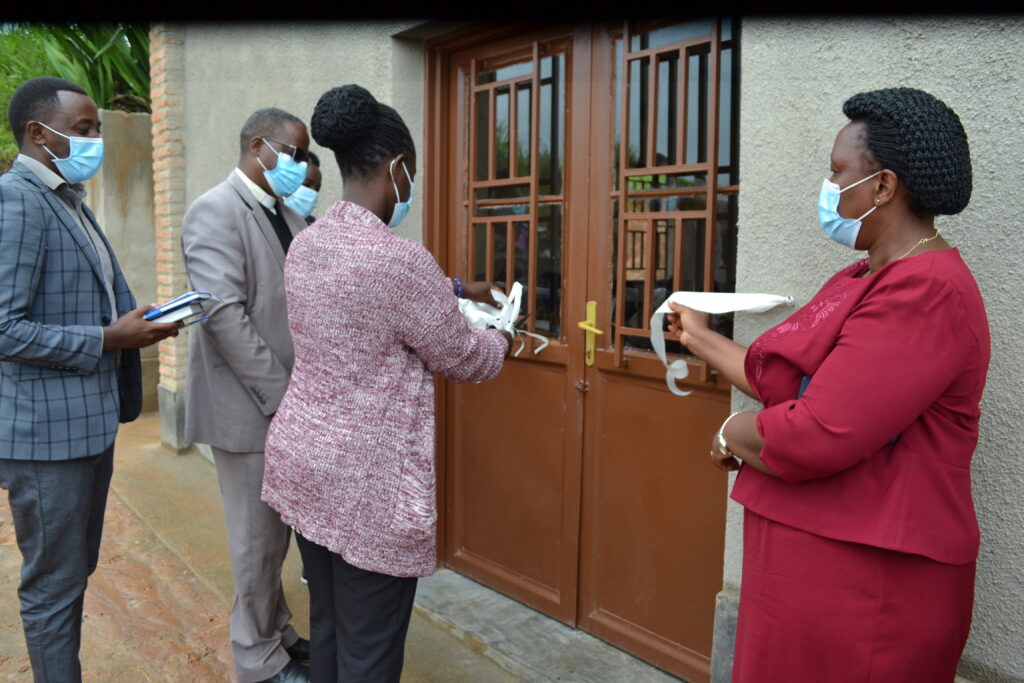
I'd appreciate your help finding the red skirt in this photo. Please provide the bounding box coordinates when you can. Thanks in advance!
[732,510,975,683]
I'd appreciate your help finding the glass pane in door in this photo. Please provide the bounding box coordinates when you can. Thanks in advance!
[469,47,566,342]
[610,19,740,353]
[536,203,562,338]
[538,54,565,196]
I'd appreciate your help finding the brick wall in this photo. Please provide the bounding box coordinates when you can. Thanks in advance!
[150,24,190,448]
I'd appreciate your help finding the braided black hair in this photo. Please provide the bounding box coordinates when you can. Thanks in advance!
[843,88,972,216]
[310,85,414,179]
[7,77,87,147]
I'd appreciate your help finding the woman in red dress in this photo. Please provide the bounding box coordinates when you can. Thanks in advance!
[668,88,989,682]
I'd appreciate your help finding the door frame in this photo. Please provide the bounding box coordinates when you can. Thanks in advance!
[424,19,583,583]
[427,22,593,624]
[424,23,523,563]
[423,23,731,682]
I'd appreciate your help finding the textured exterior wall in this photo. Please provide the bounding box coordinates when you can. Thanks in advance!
[154,21,425,450]
[83,110,158,412]
[727,16,1024,682]
[150,24,191,449]
[179,22,425,243]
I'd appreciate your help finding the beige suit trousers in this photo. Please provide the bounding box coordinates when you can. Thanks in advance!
[212,447,298,682]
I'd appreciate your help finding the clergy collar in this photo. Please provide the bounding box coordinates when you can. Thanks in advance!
[234,168,277,213]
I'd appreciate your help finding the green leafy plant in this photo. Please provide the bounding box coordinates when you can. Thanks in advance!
[34,23,150,113]
[0,24,52,168]
[0,23,150,169]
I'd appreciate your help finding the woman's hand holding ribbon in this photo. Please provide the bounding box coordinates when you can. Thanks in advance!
[666,301,709,349]
[462,281,501,306]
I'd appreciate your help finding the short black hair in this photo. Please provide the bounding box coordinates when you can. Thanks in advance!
[843,88,972,217]
[310,85,414,179]
[239,107,305,155]
[307,151,320,167]
[7,76,88,147]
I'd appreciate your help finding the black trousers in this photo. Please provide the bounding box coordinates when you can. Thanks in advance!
[0,444,114,683]
[296,533,418,683]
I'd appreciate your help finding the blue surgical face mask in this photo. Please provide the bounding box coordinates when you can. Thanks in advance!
[817,170,881,248]
[257,137,307,197]
[284,184,318,218]
[35,121,104,184]
[387,158,414,229]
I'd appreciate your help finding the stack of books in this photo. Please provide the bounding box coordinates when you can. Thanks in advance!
[144,291,213,326]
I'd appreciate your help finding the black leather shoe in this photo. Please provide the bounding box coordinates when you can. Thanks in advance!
[258,659,309,683]
[285,636,310,664]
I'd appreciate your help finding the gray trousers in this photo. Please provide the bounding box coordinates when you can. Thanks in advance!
[212,447,298,682]
[0,444,115,683]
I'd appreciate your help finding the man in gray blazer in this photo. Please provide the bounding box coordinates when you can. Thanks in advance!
[0,77,181,681]
[182,108,311,683]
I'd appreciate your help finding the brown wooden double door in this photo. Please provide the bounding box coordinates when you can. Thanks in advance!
[430,20,740,682]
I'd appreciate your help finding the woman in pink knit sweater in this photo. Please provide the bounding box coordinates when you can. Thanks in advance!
[261,85,510,683]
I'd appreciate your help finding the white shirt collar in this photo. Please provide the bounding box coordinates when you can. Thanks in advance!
[17,154,69,191]
[234,168,277,213]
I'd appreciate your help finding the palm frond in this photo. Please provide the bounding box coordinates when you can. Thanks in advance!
[32,22,150,113]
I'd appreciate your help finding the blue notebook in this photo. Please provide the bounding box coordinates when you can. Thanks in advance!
[145,291,213,325]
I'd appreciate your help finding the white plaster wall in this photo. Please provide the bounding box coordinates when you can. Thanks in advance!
[180,22,425,243]
[731,16,1024,682]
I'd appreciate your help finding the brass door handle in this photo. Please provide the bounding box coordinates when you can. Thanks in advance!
[577,301,603,366]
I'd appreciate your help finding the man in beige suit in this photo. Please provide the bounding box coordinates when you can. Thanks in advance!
[182,108,311,683]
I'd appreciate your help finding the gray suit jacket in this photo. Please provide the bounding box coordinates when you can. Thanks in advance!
[0,162,142,461]
[182,171,306,452]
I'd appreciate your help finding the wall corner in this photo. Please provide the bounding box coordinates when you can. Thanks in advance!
[711,588,740,683]
[150,23,191,450]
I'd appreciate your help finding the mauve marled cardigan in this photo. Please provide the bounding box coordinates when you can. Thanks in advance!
[261,201,507,577]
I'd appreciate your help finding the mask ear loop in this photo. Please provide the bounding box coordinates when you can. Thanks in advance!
[837,169,883,222]
[401,161,412,190]
[256,138,280,173]
[838,169,882,194]
[389,157,405,202]
[390,157,413,203]
[32,121,69,161]
[389,158,400,203]
[855,205,878,222]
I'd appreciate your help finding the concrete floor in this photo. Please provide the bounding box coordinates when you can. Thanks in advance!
[0,413,679,682]
[0,414,517,682]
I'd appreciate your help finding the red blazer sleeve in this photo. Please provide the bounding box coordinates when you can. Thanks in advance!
[756,270,967,482]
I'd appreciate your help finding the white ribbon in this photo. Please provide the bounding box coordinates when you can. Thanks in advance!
[650,291,794,396]
[458,282,550,357]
